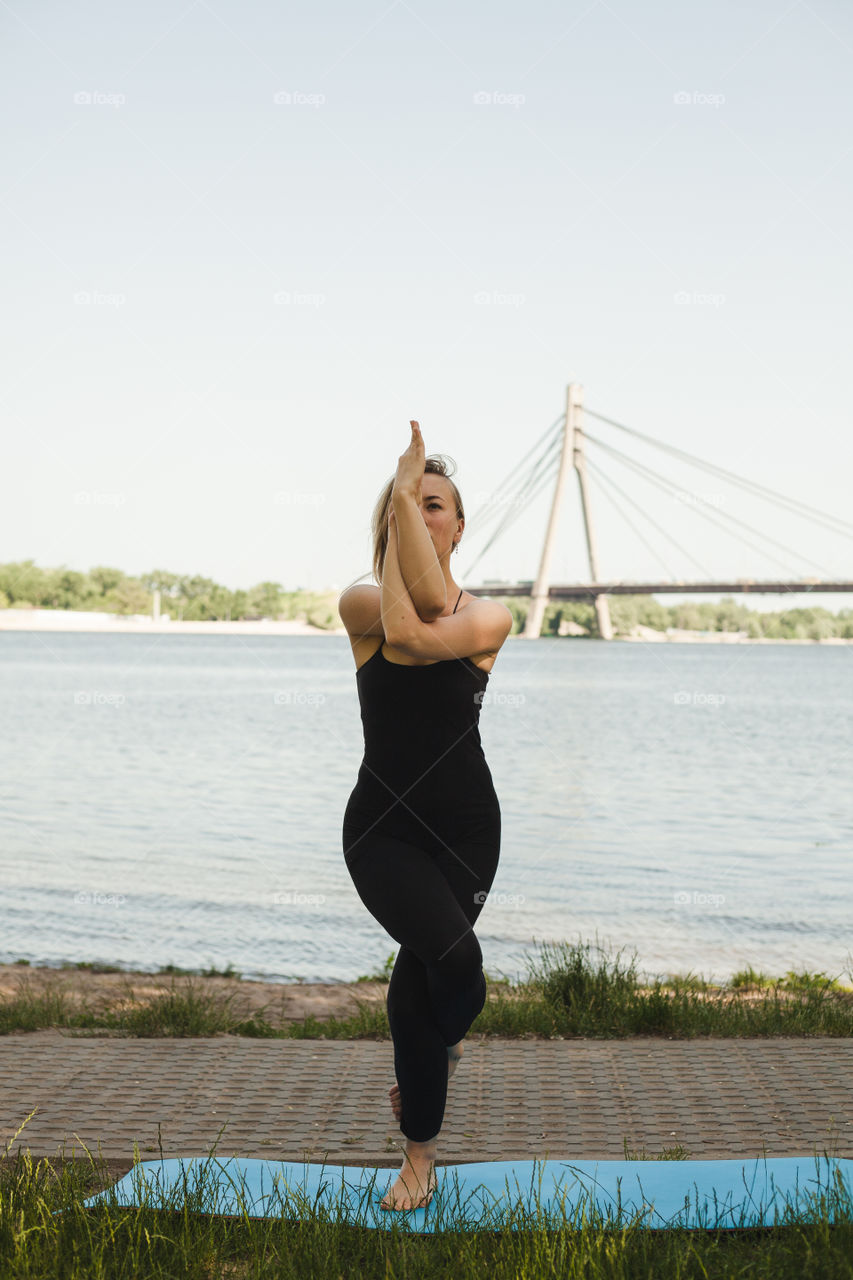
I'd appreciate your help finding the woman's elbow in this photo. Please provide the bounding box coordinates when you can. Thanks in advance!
[417,601,445,623]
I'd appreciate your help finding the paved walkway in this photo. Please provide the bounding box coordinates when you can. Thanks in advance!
[2,1031,851,1180]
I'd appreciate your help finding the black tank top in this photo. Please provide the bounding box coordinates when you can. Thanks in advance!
[343,586,501,849]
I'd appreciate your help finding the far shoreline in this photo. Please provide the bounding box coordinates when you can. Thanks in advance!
[1,608,850,643]
[0,609,346,637]
[3,958,850,1032]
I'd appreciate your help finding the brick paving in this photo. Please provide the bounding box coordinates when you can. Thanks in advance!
[2,1030,851,1184]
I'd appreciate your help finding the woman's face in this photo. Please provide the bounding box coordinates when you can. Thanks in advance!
[414,475,462,558]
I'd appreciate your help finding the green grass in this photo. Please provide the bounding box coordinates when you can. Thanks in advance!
[503,938,853,1038]
[622,1138,691,1160]
[3,939,853,1274]
[3,937,853,1040]
[0,1131,851,1279]
[730,965,776,990]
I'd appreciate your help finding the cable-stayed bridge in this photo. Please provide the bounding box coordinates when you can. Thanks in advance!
[463,383,852,639]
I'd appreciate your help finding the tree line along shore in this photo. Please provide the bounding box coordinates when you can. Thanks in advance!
[2,558,852,640]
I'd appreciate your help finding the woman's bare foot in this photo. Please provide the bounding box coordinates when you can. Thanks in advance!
[380,1145,437,1212]
[389,1040,464,1123]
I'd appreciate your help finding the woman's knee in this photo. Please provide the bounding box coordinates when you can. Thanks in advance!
[427,928,483,983]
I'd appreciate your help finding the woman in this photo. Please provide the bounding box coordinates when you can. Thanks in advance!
[338,421,513,1212]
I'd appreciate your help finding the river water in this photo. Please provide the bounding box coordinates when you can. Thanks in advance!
[1,631,850,986]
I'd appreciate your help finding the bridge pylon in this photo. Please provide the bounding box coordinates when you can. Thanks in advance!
[522,382,614,640]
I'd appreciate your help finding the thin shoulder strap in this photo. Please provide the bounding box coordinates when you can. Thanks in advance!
[452,587,463,614]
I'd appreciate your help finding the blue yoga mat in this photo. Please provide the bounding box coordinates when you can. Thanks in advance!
[81,1154,853,1232]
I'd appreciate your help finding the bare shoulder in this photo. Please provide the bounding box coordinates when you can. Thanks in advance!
[339,582,379,605]
[394,593,513,666]
[463,595,513,623]
[468,597,513,649]
[337,583,383,638]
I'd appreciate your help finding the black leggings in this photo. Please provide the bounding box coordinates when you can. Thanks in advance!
[341,824,500,1143]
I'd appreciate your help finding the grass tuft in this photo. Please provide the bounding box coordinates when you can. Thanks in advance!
[3,937,853,1041]
[0,1128,850,1278]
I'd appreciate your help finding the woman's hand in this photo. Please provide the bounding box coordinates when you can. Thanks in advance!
[393,420,425,499]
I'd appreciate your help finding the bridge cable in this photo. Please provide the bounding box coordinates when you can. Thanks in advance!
[462,418,563,550]
[465,426,563,555]
[463,447,562,575]
[470,457,565,575]
[463,448,563,577]
[584,456,712,579]
[583,432,836,578]
[585,408,853,541]
[465,414,564,537]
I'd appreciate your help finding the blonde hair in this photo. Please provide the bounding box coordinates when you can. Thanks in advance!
[343,455,465,592]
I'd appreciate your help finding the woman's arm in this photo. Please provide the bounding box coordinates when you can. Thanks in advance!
[380,513,423,644]
[382,510,514,661]
[392,488,447,621]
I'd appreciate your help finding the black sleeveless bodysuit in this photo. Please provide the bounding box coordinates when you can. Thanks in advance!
[343,587,501,855]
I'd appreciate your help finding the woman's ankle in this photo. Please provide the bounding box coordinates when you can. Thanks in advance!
[404,1136,437,1159]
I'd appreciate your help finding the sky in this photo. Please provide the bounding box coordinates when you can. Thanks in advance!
[2,0,852,613]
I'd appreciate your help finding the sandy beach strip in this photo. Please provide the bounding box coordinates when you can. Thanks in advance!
[0,609,348,636]
[1,609,849,642]
[0,962,388,1027]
